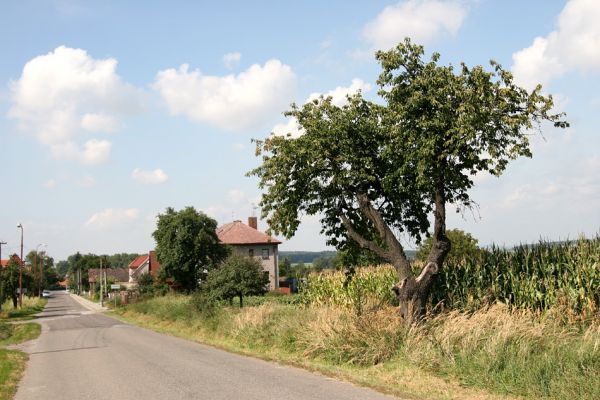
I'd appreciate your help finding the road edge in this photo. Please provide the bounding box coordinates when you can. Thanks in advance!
[69,293,108,312]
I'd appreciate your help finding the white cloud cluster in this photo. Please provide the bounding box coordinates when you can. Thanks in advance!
[131,168,169,185]
[50,139,112,165]
[272,78,372,138]
[307,78,371,107]
[8,46,142,164]
[84,208,140,229]
[512,0,600,90]
[363,0,467,51]
[153,59,296,131]
[223,52,241,69]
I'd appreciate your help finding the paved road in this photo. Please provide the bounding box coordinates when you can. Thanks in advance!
[14,291,397,400]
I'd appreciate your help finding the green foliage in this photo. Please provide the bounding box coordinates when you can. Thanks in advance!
[301,266,398,313]
[136,273,154,296]
[305,236,600,317]
[250,39,566,270]
[24,250,58,296]
[153,206,228,292]
[0,258,25,309]
[416,229,481,264]
[200,254,270,307]
[432,237,600,315]
[279,257,292,277]
[278,251,337,264]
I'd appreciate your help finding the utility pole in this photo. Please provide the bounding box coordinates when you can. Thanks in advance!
[100,258,104,307]
[17,223,23,308]
[0,241,6,263]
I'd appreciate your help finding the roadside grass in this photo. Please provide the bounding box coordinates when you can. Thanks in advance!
[0,297,47,320]
[0,323,41,346]
[0,297,45,400]
[0,349,27,400]
[118,295,600,399]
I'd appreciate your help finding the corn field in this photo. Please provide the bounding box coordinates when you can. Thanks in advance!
[433,237,600,315]
[302,236,600,316]
[301,266,398,313]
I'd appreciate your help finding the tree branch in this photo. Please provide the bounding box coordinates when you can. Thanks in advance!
[355,193,412,278]
[339,215,390,261]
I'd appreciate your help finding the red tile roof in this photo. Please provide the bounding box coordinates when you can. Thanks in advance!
[149,251,161,277]
[128,255,149,270]
[1,254,22,268]
[216,220,281,245]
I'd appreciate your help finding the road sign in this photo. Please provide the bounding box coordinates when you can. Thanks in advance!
[110,284,120,290]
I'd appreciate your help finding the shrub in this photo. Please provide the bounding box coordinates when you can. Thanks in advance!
[200,254,269,307]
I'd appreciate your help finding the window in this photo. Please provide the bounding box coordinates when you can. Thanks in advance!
[248,249,254,257]
[262,249,269,260]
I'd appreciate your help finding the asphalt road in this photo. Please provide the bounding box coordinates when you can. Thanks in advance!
[14,291,397,400]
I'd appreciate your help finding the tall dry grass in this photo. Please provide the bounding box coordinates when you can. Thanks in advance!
[120,294,600,399]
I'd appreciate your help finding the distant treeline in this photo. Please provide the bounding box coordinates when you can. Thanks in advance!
[278,251,337,264]
[279,250,417,265]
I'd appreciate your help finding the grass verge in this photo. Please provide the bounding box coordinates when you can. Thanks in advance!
[0,297,47,321]
[0,349,28,400]
[0,297,44,400]
[112,295,534,400]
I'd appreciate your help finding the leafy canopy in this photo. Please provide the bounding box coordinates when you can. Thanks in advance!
[416,229,480,265]
[201,253,269,307]
[153,207,228,292]
[250,39,566,272]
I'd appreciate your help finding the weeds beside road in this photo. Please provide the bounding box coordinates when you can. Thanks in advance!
[113,293,599,400]
[0,298,45,400]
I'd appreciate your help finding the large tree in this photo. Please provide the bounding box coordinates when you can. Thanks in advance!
[416,229,480,266]
[250,40,567,319]
[153,207,228,292]
[201,254,269,307]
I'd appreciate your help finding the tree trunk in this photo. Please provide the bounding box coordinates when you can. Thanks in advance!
[239,293,243,308]
[11,293,18,309]
[393,179,451,321]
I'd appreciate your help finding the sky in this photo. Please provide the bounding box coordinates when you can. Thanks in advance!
[1,0,599,262]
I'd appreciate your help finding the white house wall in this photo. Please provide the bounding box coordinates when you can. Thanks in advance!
[231,244,279,290]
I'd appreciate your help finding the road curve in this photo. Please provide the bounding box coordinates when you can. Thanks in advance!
[14,291,398,400]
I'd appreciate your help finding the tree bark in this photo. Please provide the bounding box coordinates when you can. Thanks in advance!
[392,179,451,321]
[339,186,451,321]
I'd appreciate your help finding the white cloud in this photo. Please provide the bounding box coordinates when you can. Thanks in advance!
[8,46,142,163]
[50,139,112,165]
[272,118,304,138]
[512,0,600,90]
[272,78,371,139]
[84,208,140,229]
[131,168,169,185]
[81,113,120,132]
[308,78,371,107]
[223,52,241,69]
[79,175,96,188]
[44,179,57,189]
[362,0,467,51]
[153,59,296,131]
[227,189,246,205]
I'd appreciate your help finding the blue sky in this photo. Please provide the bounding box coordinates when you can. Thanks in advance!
[1,0,598,261]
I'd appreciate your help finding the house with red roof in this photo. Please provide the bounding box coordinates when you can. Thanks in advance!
[1,254,23,268]
[128,251,161,284]
[216,217,281,290]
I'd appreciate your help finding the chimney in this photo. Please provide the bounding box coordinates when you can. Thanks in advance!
[248,216,258,230]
